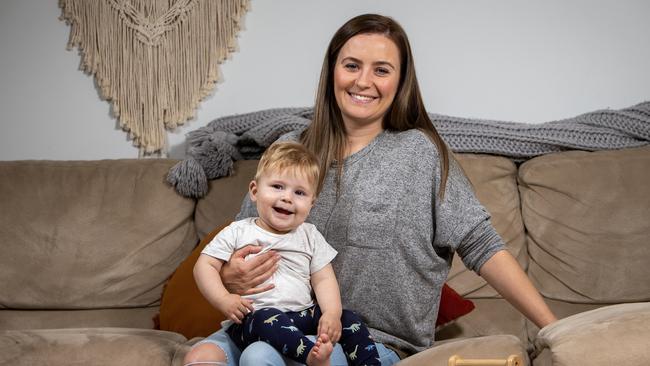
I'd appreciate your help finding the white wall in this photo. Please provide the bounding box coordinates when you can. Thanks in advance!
[1,0,648,160]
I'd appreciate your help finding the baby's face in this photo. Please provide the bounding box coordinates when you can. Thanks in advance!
[249,168,315,234]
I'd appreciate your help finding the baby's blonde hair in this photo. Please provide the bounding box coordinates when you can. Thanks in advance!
[255,141,321,195]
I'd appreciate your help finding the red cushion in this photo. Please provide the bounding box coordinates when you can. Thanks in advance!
[436,283,475,327]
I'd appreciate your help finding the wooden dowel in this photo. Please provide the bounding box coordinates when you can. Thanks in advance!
[448,354,522,366]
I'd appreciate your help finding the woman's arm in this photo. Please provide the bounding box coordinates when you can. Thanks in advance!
[194,254,254,323]
[311,264,343,342]
[479,250,557,328]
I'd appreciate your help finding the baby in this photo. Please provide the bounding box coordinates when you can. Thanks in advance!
[193,141,380,366]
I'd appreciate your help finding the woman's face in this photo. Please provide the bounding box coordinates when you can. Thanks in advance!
[333,33,401,131]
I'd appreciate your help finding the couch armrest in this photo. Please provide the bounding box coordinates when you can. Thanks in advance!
[533,302,650,366]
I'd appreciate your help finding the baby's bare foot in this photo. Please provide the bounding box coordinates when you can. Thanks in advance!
[306,334,333,366]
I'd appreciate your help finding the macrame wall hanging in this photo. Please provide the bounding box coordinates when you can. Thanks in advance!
[59,0,250,156]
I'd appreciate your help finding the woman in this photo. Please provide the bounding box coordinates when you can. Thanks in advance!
[184,13,556,366]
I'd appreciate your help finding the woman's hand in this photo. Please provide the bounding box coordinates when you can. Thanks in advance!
[220,245,280,295]
[217,294,254,324]
[318,311,342,343]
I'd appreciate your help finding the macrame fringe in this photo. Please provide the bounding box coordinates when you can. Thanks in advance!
[59,0,250,155]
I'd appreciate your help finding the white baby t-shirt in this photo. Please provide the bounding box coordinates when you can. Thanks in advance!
[202,218,338,313]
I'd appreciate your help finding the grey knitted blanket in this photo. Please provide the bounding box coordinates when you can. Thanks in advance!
[168,101,650,198]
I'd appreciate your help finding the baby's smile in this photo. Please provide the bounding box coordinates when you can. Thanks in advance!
[273,206,294,215]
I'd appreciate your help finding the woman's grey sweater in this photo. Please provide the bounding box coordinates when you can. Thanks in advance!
[236,129,504,354]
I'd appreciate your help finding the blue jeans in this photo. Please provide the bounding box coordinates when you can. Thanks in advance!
[196,327,400,366]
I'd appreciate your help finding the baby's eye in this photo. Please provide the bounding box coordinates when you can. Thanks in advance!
[271,184,283,190]
[295,190,306,196]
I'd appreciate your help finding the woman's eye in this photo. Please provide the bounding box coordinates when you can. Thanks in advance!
[344,63,358,71]
[376,67,389,75]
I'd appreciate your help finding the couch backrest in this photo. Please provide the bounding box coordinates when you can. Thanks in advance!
[447,154,527,298]
[194,160,259,239]
[0,160,197,311]
[518,146,650,304]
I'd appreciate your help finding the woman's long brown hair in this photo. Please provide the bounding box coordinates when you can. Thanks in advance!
[301,14,450,198]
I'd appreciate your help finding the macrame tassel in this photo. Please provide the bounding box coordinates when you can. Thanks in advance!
[59,0,251,155]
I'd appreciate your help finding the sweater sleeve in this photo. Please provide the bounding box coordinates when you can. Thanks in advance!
[432,156,505,273]
[235,193,258,220]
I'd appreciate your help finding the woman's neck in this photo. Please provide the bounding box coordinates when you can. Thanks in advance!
[344,122,384,157]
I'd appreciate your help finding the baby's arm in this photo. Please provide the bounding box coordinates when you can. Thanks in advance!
[311,264,343,342]
[194,253,255,324]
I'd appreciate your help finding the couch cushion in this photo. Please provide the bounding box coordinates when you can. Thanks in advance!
[0,307,159,330]
[436,299,527,345]
[399,335,528,366]
[158,225,229,340]
[447,154,527,297]
[518,147,650,303]
[0,160,197,310]
[0,328,185,366]
[195,160,258,239]
[524,299,603,346]
[534,302,650,366]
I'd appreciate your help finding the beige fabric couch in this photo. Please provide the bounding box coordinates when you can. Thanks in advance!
[1,146,649,365]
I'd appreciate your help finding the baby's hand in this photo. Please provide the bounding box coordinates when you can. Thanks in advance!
[218,294,254,324]
[317,311,342,343]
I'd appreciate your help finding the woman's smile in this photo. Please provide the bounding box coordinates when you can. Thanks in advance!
[348,92,377,104]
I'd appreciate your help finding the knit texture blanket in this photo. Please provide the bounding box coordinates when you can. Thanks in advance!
[168,101,650,198]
